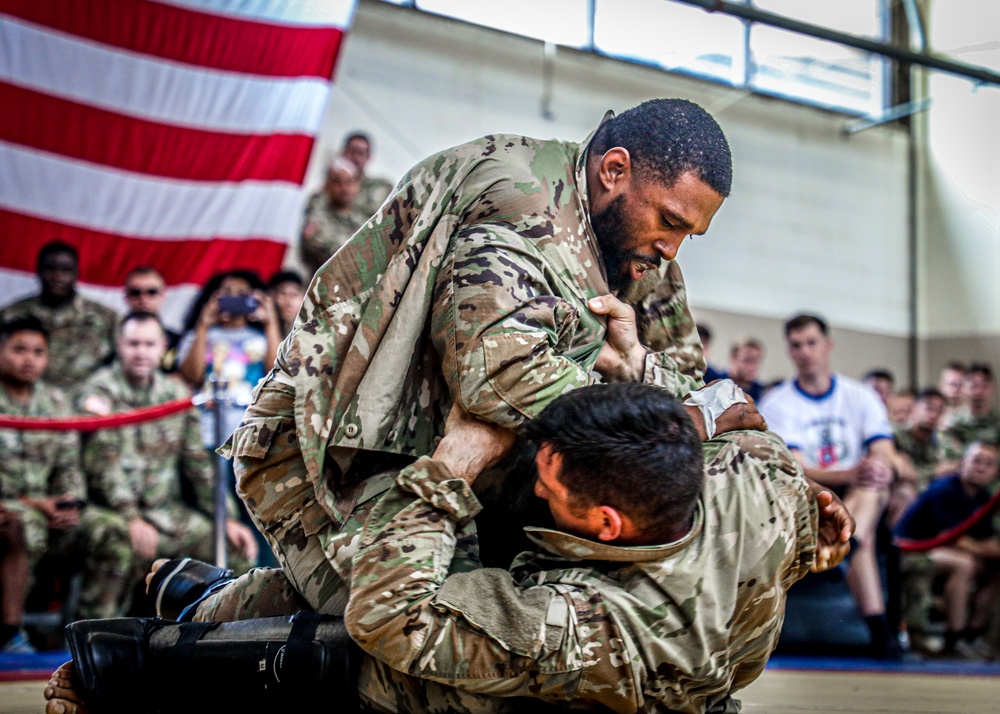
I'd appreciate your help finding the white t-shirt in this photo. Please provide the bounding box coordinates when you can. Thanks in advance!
[759,375,893,470]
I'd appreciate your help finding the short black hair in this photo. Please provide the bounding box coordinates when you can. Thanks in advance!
[268,270,305,290]
[864,369,895,384]
[0,316,49,344]
[342,132,371,149]
[119,310,163,333]
[696,323,712,344]
[590,98,732,197]
[968,363,994,382]
[521,383,703,543]
[915,387,945,402]
[943,361,967,374]
[785,313,828,338]
[37,241,78,271]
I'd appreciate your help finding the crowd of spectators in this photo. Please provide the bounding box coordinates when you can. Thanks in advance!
[0,130,395,654]
[698,315,1000,662]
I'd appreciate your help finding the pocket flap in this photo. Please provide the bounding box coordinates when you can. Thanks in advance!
[228,417,290,459]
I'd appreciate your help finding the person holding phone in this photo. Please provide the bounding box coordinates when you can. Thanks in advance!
[177,271,281,444]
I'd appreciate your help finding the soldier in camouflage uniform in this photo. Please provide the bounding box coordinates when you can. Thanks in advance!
[344,384,835,714]
[341,131,397,219]
[188,99,753,624]
[0,317,130,620]
[939,364,1000,469]
[298,159,370,277]
[0,242,118,400]
[78,312,258,610]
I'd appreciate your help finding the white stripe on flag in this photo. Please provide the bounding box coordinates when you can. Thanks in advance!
[154,0,356,27]
[0,17,332,134]
[0,141,304,242]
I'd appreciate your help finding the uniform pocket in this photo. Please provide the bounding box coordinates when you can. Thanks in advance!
[228,417,291,460]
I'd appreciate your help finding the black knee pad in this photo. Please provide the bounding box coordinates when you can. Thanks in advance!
[146,557,233,621]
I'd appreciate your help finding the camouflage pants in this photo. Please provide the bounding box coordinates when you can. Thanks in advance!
[197,378,385,621]
[21,504,132,619]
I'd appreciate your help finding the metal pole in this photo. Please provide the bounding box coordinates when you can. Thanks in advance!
[210,374,229,569]
[672,0,1000,88]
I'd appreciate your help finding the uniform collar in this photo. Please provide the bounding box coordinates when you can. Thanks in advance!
[523,499,703,563]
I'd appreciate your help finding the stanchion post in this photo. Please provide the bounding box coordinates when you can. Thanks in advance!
[209,374,230,570]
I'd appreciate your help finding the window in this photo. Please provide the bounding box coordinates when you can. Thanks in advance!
[375,0,889,116]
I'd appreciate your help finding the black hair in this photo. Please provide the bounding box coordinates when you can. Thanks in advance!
[785,313,828,337]
[0,316,49,344]
[943,361,967,374]
[590,99,732,197]
[521,383,703,543]
[915,387,945,402]
[36,241,78,271]
[696,323,712,344]
[119,310,163,333]
[864,369,895,385]
[268,270,305,290]
[342,132,371,149]
[968,363,995,382]
[182,270,266,333]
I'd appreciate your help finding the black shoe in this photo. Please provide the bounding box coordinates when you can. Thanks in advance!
[870,636,904,661]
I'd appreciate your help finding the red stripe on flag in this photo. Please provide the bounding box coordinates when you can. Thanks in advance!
[0,209,288,287]
[0,82,314,182]
[0,0,344,79]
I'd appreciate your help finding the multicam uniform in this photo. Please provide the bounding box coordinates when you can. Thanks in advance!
[79,365,254,584]
[203,120,706,621]
[357,173,396,219]
[298,192,369,277]
[893,425,943,493]
[345,429,818,714]
[939,408,1000,462]
[0,294,118,399]
[0,382,130,619]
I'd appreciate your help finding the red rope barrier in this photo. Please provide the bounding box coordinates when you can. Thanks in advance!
[894,488,1000,553]
[0,396,195,432]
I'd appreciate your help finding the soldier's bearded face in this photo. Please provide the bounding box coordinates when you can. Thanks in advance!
[590,170,724,292]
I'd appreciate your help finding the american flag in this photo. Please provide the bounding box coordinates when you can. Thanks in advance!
[0,0,357,325]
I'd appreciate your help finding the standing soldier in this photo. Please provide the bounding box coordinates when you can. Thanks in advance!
[0,242,118,401]
[339,131,396,218]
[298,159,368,277]
[79,312,258,611]
[0,317,131,621]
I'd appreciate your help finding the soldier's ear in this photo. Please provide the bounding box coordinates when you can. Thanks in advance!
[597,148,632,192]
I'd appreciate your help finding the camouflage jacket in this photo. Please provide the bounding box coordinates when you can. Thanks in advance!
[357,173,396,219]
[298,192,370,276]
[0,381,85,505]
[79,365,238,527]
[893,426,943,492]
[346,430,818,714]
[940,408,1000,461]
[264,120,705,530]
[0,293,118,396]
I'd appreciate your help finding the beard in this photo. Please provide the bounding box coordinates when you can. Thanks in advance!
[591,194,660,293]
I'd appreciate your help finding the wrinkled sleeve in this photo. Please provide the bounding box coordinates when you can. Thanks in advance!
[346,457,625,707]
[52,429,85,501]
[431,226,599,427]
[82,427,139,518]
[629,260,706,398]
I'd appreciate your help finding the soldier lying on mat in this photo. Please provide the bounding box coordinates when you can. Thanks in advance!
[45,382,852,714]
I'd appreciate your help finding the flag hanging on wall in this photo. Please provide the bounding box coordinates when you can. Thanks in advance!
[0,0,357,326]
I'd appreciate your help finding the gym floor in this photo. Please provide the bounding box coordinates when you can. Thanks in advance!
[2,653,999,714]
